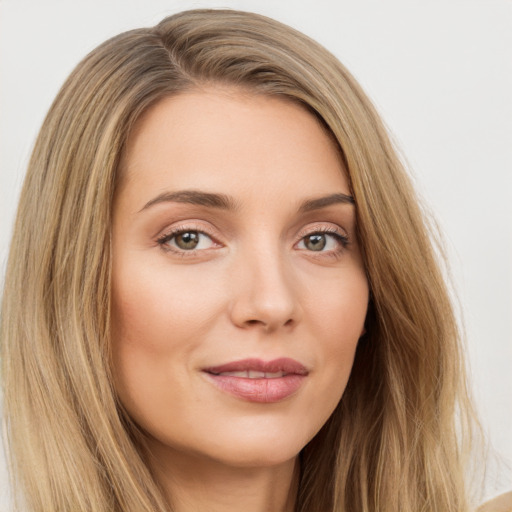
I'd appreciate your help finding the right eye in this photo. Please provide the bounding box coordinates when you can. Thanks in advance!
[158,229,216,252]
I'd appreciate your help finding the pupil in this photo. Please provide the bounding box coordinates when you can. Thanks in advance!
[306,234,326,251]
[176,232,199,250]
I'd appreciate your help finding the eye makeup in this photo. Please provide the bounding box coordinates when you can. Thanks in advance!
[156,223,222,257]
[155,220,350,262]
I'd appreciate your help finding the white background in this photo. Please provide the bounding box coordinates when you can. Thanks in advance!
[1,0,511,509]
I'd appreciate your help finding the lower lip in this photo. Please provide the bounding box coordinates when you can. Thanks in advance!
[204,374,306,403]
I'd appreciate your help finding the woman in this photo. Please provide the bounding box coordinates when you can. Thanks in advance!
[0,8,488,512]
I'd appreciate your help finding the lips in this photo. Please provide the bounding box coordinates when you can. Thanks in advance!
[211,370,287,379]
[203,358,308,403]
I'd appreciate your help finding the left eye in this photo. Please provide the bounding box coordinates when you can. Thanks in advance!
[160,230,215,251]
[297,232,343,252]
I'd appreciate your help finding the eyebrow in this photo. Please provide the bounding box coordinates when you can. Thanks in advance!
[139,189,354,213]
[140,190,239,212]
[297,193,355,212]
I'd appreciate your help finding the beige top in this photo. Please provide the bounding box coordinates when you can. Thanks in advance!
[478,492,512,512]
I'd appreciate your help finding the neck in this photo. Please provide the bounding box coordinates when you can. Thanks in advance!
[148,447,299,512]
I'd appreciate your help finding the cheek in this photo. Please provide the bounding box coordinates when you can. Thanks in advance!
[109,246,369,461]
[111,260,219,350]
[301,267,368,405]
[109,260,221,416]
[303,264,368,342]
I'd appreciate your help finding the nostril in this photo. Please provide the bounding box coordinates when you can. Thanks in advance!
[243,318,294,329]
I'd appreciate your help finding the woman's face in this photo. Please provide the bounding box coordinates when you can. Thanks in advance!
[111,88,369,469]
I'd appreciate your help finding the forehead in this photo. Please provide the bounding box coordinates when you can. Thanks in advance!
[118,88,349,207]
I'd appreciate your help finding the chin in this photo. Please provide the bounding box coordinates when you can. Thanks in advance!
[210,441,303,469]
[146,420,312,471]
[198,422,316,468]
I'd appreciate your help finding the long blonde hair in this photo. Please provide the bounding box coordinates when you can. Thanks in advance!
[1,9,479,511]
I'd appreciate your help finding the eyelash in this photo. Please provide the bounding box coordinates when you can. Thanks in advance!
[156,224,220,256]
[295,226,349,259]
[156,225,349,258]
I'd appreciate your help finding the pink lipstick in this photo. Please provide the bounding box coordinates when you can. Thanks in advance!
[202,358,308,403]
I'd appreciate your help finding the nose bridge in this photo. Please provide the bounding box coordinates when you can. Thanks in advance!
[229,238,300,330]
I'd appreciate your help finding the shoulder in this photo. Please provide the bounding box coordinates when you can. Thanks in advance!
[478,492,512,512]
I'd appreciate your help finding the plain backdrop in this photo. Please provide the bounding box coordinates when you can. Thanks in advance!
[1,0,511,508]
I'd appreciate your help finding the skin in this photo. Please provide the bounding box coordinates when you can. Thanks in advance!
[111,87,369,512]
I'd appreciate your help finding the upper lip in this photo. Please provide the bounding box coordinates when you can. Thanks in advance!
[203,357,309,376]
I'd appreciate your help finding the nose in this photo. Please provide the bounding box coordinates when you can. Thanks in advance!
[228,247,302,332]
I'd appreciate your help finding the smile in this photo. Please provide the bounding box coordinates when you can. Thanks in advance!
[203,358,308,403]
[211,370,288,379]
